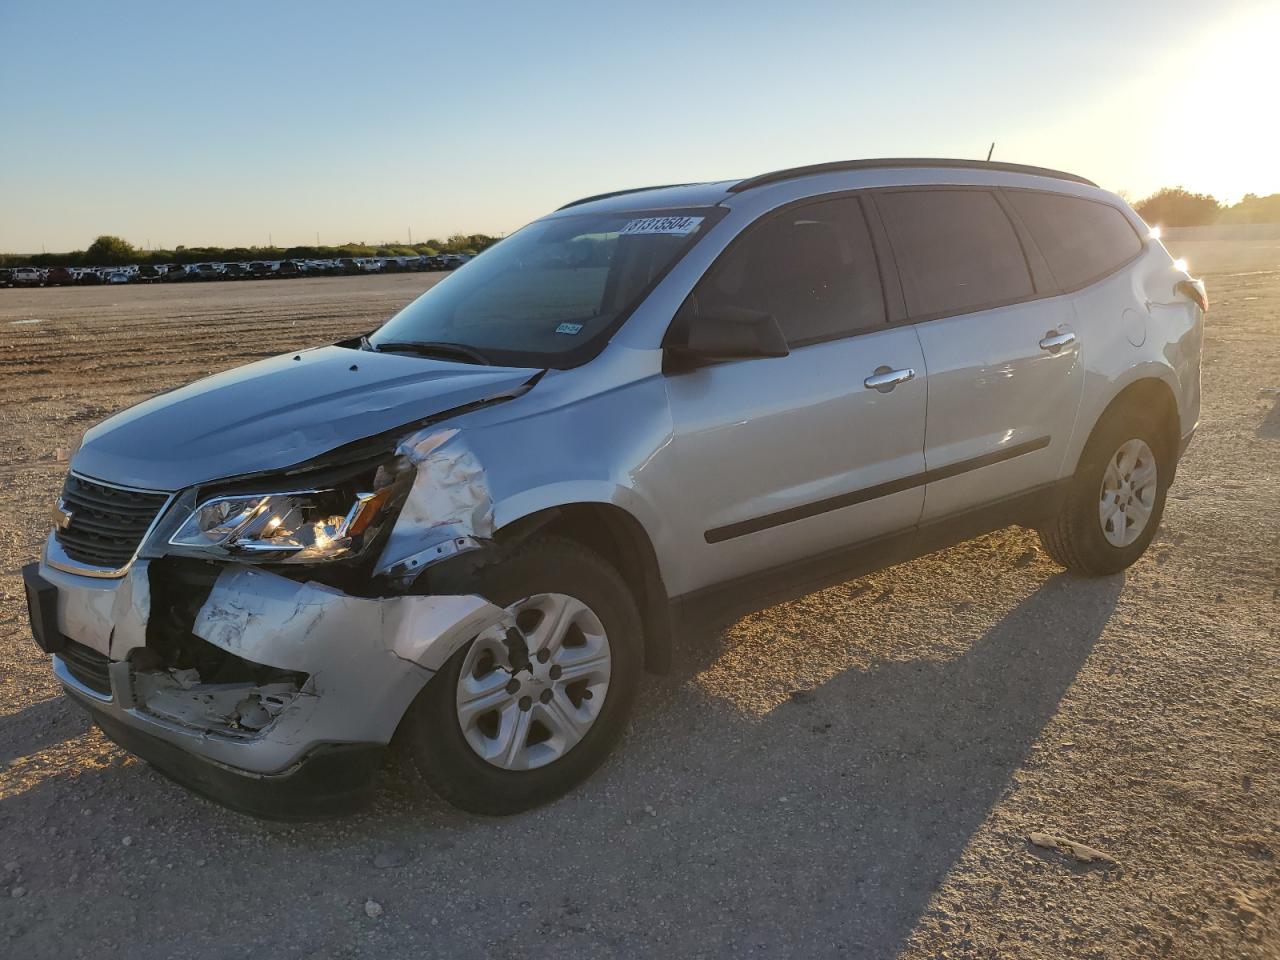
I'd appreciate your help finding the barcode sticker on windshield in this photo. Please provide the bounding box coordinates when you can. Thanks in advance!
[618,216,704,237]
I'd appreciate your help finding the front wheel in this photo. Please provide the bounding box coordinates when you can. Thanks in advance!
[399,537,642,815]
[1039,411,1172,575]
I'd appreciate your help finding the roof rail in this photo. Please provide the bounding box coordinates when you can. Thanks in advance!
[728,158,1097,193]
[556,183,695,211]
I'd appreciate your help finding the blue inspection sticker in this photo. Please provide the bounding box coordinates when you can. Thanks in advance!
[555,322,584,335]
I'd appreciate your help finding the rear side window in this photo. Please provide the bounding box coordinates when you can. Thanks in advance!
[693,196,884,345]
[877,189,1033,318]
[1007,191,1142,290]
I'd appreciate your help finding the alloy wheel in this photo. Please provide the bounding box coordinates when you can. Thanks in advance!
[455,593,611,771]
[1098,437,1159,548]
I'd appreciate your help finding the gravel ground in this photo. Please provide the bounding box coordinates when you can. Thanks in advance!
[0,258,1275,959]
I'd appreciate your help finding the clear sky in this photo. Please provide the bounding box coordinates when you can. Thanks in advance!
[2,0,1276,253]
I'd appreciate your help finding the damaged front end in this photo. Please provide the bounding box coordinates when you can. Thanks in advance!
[43,553,512,817]
[140,559,301,736]
[33,400,529,818]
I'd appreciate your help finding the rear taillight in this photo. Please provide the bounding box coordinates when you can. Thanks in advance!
[1175,279,1208,315]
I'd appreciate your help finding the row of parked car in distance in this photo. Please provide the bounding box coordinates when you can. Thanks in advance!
[0,254,473,288]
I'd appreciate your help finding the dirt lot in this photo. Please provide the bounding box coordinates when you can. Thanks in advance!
[0,258,1276,959]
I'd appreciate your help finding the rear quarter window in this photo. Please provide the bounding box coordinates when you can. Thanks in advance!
[876,189,1034,318]
[1006,191,1142,291]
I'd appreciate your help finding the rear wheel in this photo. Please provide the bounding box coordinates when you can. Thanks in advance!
[399,537,642,815]
[1039,410,1172,575]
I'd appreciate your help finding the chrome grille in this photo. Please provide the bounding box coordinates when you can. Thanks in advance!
[53,474,169,571]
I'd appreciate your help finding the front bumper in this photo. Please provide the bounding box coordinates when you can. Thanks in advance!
[72,682,386,819]
[27,548,510,817]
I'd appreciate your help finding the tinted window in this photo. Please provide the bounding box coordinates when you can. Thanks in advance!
[877,189,1033,317]
[693,196,884,345]
[1007,191,1142,290]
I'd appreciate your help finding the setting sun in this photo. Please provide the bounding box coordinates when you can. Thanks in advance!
[1156,5,1280,201]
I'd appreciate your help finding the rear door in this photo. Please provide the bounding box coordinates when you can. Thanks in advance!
[874,187,1084,523]
[659,195,928,593]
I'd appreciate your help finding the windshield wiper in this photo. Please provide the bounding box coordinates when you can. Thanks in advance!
[373,340,492,365]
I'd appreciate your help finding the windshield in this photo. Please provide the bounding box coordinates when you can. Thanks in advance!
[370,207,721,367]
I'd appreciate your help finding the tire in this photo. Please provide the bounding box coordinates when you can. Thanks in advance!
[1039,406,1173,576]
[399,536,642,815]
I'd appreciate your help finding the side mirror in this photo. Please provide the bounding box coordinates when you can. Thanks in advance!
[663,301,789,369]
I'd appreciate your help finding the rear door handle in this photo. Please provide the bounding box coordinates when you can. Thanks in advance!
[864,366,916,392]
[1039,331,1077,353]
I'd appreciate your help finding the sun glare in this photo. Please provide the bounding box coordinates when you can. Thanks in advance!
[1159,7,1280,200]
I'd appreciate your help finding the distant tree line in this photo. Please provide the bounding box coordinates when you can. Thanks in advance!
[1132,188,1280,228]
[5,190,1280,266]
[0,233,502,268]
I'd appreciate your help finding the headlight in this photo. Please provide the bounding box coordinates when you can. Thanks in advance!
[169,485,398,563]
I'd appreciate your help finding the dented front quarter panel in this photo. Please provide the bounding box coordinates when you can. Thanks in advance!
[373,344,685,589]
[374,428,495,580]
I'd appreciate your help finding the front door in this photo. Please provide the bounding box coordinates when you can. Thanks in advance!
[655,195,929,595]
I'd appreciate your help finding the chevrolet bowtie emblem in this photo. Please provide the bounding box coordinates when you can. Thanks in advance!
[52,499,74,530]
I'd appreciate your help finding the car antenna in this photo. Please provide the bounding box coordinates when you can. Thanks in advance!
[986,142,996,162]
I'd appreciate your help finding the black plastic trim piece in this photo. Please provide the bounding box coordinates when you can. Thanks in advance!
[704,436,1051,543]
[22,563,64,654]
[60,641,112,695]
[993,188,1058,296]
[75,700,385,820]
[861,193,908,325]
[677,478,1070,628]
[729,158,1097,193]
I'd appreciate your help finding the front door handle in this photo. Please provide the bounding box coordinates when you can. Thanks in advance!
[1039,330,1077,353]
[864,366,916,393]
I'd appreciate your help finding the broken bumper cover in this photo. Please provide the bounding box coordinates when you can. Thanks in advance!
[78,694,385,820]
[36,556,510,818]
[52,651,387,819]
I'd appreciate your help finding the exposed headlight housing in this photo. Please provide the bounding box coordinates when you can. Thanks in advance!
[169,483,399,564]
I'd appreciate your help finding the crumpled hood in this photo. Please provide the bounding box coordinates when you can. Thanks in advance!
[73,346,540,490]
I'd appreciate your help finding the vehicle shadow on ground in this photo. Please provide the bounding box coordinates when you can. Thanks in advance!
[1256,396,1280,439]
[603,570,1124,956]
[0,570,1122,959]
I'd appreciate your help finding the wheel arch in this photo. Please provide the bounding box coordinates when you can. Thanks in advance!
[1073,375,1181,478]
[493,500,674,675]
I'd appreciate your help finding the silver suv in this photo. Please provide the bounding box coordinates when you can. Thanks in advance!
[23,159,1205,817]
